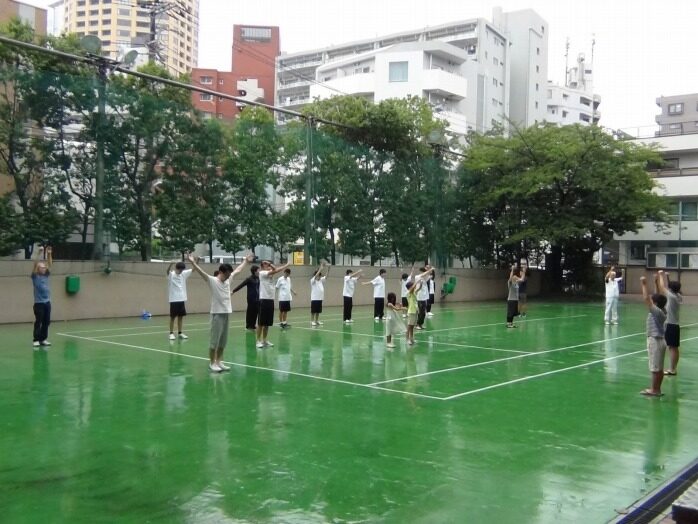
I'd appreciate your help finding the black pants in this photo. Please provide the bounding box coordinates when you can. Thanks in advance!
[33,302,51,342]
[246,300,259,329]
[427,293,435,312]
[374,297,385,319]
[343,296,353,321]
[507,300,519,323]
[417,300,427,326]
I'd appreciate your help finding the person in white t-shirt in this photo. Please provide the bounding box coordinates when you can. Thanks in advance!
[604,266,623,325]
[310,260,330,326]
[414,266,433,330]
[256,260,291,348]
[275,268,297,329]
[362,269,387,321]
[167,259,193,341]
[426,269,436,317]
[342,269,362,323]
[187,253,252,373]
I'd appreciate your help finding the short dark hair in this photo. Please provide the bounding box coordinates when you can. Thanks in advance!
[175,262,186,270]
[387,292,397,305]
[406,281,414,290]
[652,293,667,310]
[219,263,233,274]
[250,265,259,275]
[346,269,353,275]
[379,269,386,275]
[401,273,408,280]
[284,268,291,275]
[668,280,682,294]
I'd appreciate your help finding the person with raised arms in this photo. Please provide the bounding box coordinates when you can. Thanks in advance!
[256,259,291,348]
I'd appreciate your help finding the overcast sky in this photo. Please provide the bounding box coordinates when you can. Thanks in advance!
[27,0,698,131]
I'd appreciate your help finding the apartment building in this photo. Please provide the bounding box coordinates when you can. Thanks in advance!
[56,0,199,77]
[277,8,549,135]
[191,25,279,120]
[614,94,698,273]
[546,53,601,126]
[0,0,47,33]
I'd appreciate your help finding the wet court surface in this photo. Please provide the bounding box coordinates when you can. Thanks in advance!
[1,301,697,523]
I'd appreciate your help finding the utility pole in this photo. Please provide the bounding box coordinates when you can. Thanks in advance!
[304,118,315,266]
[137,0,191,66]
[93,62,107,260]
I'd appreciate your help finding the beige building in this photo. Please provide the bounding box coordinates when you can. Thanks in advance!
[59,0,198,77]
[0,0,47,34]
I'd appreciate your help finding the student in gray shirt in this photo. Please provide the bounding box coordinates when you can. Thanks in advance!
[640,274,667,397]
[506,265,526,329]
[657,270,682,376]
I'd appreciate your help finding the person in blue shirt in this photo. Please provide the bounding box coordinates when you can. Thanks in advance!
[31,246,52,348]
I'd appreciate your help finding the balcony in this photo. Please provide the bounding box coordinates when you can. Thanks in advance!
[278,95,310,109]
[422,68,467,100]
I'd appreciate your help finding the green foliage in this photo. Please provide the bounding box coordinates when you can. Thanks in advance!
[457,123,668,290]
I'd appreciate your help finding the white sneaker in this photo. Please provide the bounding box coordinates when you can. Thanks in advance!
[604,321,611,325]
[347,319,353,323]
[344,320,350,324]
[386,343,396,348]
[32,341,40,347]
[178,333,188,339]
[218,362,230,371]
[374,317,379,322]
[40,340,51,346]
[612,321,618,325]
[256,341,264,348]
[311,321,318,326]
[427,312,434,317]
[209,363,222,373]
[169,333,176,341]
[402,314,407,318]
[264,341,274,347]
[318,321,324,325]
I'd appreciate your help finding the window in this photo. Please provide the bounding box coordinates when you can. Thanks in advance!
[535,101,539,109]
[579,113,591,122]
[77,10,85,17]
[668,103,684,115]
[200,75,212,84]
[89,9,98,15]
[547,89,552,99]
[562,111,568,118]
[136,21,149,27]
[241,27,272,42]
[493,78,498,87]
[681,201,698,221]
[536,65,539,73]
[103,19,111,24]
[101,40,110,46]
[629,242,647,260]
[492,98,498,107]
[76,21,85,27]
[218,79,224,85]
[118,29,129,36]
[117,19,130,26]
[663,158,679,168]
[89,19,98,26]
[388,61,408,82]
[102,8,111,14]
[102,29,111,35]
[88,30,98,35]
[201,111,212,119]
[200,93,212,101]
[535,83,539,91]
[493,57,499,66]
[536,47,540,55]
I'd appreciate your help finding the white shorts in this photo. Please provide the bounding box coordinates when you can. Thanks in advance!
[647,336,666,373]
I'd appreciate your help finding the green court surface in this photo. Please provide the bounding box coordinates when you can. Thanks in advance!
[1,300,697,523]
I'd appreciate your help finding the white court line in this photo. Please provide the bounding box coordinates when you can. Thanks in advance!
[55,332,444,401]
[443,334,698,400]
[420,314,588,334]
[369,324,698,387]
[292,325,528,354]
[55,303,516,335]
[367,331,646,386]
[443,350,647,399]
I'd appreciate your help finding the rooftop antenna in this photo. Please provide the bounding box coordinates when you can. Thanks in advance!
[564,37,570,87]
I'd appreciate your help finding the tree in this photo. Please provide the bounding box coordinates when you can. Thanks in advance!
[104,62,194,261]
[0,20,81,257]
[460,123,669,291]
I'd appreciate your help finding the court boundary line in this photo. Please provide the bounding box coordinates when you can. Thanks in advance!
[443,334,698,400]
[422,314,588,334]
[55,332,445,401]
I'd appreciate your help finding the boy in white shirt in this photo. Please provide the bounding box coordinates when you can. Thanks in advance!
[167,260,193,340]
[310,261,330,326]
[415,266,432,330]
[362,269,387,322]
[342,269,362,323]
[187,253,252,372]
[604,266,623,325]
[275,268,297,329]
[257,260,291,348]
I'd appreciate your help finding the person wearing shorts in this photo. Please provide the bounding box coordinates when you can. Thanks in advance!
[310,261,329,326]
[506,265,525,328]
[405,280,419,345]
[276,268,296,328]
[187,253,252,373]
[256,260,291,349]
[657,270,683,376]
[640,274,667,397]
[167,259,193,340]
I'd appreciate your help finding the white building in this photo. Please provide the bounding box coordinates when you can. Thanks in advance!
[614,94,698,272]
[546,53,601,126]
[277,8,549,135]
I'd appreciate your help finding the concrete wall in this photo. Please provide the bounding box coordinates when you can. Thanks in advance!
[0,262,541,324]
[622,266,698,296]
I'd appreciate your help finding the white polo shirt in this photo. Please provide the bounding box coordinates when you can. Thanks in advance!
[207,275,232,314]
[168,269,192,302]
[343,275,358,298]
[371,275,385,299]
[258,270,275,300]
[416,275,430,301]
[276,276,292,301]
[310,276,326,301]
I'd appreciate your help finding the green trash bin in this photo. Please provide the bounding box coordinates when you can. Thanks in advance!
[65,275,80,295]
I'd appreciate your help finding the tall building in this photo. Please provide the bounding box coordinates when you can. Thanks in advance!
[191,25,279,120]
[0,0,47,34]
[277,12,526,135]
[58,0,199,77]
[492,8,548,128]
[546,53,601,126]
[614,94,698,273]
